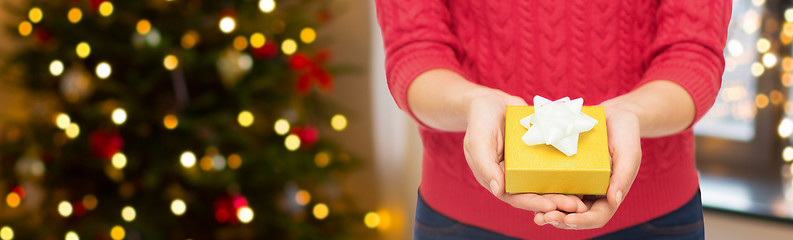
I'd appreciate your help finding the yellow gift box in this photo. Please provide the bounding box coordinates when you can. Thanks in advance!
[504,105,610,195]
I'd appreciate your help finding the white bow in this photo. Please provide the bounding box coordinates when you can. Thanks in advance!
[520,96,598,156]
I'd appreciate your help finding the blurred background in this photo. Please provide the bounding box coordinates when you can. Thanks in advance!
[1,0,793,239]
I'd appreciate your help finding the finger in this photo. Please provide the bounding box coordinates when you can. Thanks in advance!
[504,96,529,106]
[542,210,566,227]
[534,212,546,226]
[501,193,556,212]
[606,116,641,207]
[541,194,582,213]
[463,129,503,196]
[563,198,616,229]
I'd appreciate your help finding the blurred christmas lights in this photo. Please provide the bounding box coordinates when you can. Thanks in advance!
[58,201,73,217]
[285,134,301,151]
[66,123,80,139]
[300,28,316,44]
[238,111,254,127]
[121,206,136,222]
[163,55,179,70]
[274,119,290,135]
[76,42,91,59]
[110,226,125,240]
[112,108,127,125]
[331,114,348,131]
[171,199,187,216]
[50,60,64,76]
[112,153,127,169]
[137,19,151,35]
[313,203,329,220]
[282,39,297,55]
[99,1,114,17]
[250,33,266,48]
[29,7,42,23]
[237,206,254,224]
[96,62,112,79]
[0,226,12,240]
[65,231,79,240]
[364,211,380,229]
[68,8,82,23]
[18,21,32,36]
[219,17,236,33]
[259,0,276,13]
[180,151,197,168]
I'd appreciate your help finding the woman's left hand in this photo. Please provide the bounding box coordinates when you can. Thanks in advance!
[534,102,642,229]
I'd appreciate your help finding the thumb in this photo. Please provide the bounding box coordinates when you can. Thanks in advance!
[605,117,641,208]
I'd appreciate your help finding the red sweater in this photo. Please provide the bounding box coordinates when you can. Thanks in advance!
[376,1,730,239]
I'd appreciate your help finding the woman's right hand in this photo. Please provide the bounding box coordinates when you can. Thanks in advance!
[461,89,588,218]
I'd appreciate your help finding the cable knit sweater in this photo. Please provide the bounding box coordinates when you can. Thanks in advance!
[376,0,730,239]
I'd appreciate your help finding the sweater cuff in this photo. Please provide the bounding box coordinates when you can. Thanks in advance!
[388,47,465,131]
[636,62,719,130]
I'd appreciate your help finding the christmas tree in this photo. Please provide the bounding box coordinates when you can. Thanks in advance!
[0,0,372,239]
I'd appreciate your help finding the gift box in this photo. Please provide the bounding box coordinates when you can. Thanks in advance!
[504,105,610,195]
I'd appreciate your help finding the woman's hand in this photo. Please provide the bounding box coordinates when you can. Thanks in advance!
[534,102,642,229]
[462,89,588,214]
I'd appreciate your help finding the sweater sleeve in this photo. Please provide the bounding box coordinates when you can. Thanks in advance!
[375,0,465,129]
[637,0,731,128]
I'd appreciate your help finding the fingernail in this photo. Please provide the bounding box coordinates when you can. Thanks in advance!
[616,190,623,207]
[567,224,577,229]
[489,180,499,196]
[549,221,559,226]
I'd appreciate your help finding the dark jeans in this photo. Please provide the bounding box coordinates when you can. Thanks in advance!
[415,190,704,240]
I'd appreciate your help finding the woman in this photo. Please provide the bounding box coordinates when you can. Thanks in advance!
[376,0,730,239]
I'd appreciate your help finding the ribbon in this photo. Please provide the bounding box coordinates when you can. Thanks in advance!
[520,96,598,156]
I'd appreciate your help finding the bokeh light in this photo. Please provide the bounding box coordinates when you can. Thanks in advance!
[163,114,178,129]
[331,114,348,131]
[274,119,290,135]
[137,19,151,35]
[783,146,793,162]
[295,190,311,206]
[313,203,329,220]
[96,62,112,79]
[56,113,71,129]
[300,27,316,44]
[5,193,20,208]
[58,201,74,217]
[65,231,79,240]
[18,21,32,36]
[83,194,98,210]
[180,151,197,168]
[285,134,301,151]
[163,54,179,70]
[259,0,276,13]
[0,226,12,240]
[50,60,64,76]
[364,211,380,229]
[171,199,187,216]
[250,33,266,48]
[68,8,82,23]
[29,7,43,23]
[76,42,91,59]
[779,118,793,138]
[238,111,254,127]
[112,108,127,125]
[112,153,127,169]
[66,123,80,139]
[181,31,199,49]
[315,152,330,167]
[121,206,136,222]
[99,1,114,17]
[219,17,236,33]
[110,225,125,240]
[237,206,254,224]
[233,35,248,50]
[227,154,242,169]
[281,39,297,55]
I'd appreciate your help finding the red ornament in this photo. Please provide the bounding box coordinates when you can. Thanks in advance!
[290,126,319,147]
[89,0,107,10]
[90,130,124,160]
[34,29,52,45]
[72,201,86,216]
[290,50,333,95]
[251,43,278,59]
